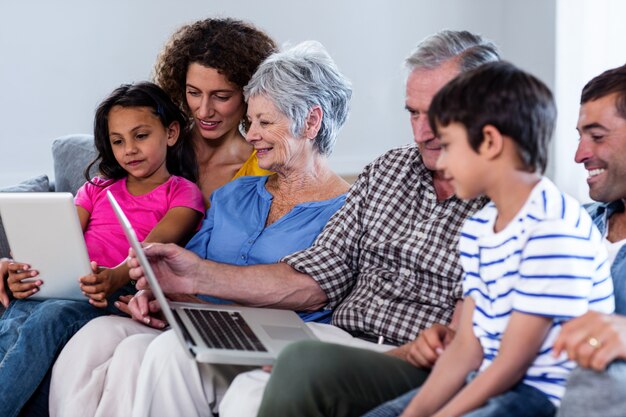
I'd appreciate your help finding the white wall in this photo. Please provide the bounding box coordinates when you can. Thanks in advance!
[0,0,556,187]
[554,0,626,202]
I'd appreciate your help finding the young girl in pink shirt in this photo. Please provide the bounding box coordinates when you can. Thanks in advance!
[0,81,205,417]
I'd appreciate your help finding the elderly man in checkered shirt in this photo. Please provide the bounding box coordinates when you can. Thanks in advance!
[127,30,500,417]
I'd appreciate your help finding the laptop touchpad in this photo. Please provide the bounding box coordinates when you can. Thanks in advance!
[262,325,311,341]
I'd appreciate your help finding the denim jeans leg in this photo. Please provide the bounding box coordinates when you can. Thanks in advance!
[361,388,420,417]
[362,379,555,417]
[462,382,556,417]
[0,299,41,364]
[0,298,107,417]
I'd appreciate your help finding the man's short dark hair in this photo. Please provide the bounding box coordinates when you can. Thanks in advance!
[581,63,626,119]
[428,61,556,174]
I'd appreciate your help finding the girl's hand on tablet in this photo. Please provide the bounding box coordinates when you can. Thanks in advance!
[79,261,125,308]
[0,258,11,307]
[79,262,107,307]
[7,262,41,299]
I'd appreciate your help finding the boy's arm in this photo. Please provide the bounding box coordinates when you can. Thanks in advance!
[81,206,203,307]
[431,311,552,417]
[400,297,483,417]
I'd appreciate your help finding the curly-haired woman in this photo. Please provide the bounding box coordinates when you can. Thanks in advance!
[154,17,277,207]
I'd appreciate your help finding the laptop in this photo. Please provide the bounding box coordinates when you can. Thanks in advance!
[106,190,317,366]
[0,192,91,301]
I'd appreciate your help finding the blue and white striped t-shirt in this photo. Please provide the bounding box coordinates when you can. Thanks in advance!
[460,177,614,405]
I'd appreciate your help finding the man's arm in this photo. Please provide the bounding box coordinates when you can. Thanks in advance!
[128,243,328,311]
[553,311,626,371]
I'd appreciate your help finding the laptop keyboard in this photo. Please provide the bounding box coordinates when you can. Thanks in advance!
[183,309,267,352]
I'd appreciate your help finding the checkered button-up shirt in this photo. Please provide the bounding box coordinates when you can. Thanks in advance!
[282,145,486,345]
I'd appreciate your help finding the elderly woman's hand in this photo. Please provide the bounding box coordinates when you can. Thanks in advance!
[123,289,168,329]
[127,243,199,294]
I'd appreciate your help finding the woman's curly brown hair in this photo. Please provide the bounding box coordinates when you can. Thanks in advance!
[153,18,276,122]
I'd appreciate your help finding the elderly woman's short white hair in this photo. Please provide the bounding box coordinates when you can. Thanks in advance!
[244,41,352,156]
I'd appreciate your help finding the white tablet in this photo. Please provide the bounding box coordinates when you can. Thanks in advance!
[0,192,91,301]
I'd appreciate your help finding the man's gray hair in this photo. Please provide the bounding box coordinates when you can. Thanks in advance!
[244,41,352,156]
[406,30,500,72]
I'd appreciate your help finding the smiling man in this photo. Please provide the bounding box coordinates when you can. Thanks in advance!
[553,63,626,417]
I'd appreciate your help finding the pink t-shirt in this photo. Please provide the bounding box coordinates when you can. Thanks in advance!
[75,176,205,268]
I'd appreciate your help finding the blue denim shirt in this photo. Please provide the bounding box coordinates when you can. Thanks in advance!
[587,200,626,315]
[186,175,347,323]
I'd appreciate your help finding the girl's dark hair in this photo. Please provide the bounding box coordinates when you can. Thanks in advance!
[85,81,198,183]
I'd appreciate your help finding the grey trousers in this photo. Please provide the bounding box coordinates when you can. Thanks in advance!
[557,361,626,417]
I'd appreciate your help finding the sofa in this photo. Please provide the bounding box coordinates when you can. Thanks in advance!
[0,134,96,314]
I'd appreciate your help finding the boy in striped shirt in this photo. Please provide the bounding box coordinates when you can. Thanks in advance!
[371,61,615,417]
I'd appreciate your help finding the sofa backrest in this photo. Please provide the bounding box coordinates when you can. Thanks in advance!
[0,175,50,259]
[52,134,97,195]
[0,134,96,259]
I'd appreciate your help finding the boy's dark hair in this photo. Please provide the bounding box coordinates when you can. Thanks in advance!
[581,63,626,119]
[428,61,556,174]
[86,81,198,183]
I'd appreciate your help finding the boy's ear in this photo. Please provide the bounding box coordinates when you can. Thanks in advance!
[479,124,504,160]
[166,121,180,146]
[303,106,323,140]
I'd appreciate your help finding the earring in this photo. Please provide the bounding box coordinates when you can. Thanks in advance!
[238,119,248,135]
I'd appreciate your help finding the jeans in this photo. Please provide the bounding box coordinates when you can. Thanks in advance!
[0,292,129,417]
[18,368,51,417]
[362,376,556,417]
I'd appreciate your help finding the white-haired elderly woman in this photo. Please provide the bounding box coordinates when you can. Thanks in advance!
[48,41,353,417]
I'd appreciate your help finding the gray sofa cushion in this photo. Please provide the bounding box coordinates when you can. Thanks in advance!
[0,175,50,259]
[52,134,97,195]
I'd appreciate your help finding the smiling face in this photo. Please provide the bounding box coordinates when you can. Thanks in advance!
[108,106,177,183]
[185,63,245,141]
[405,60,460,173]
[245,95,313,174]
[576,93,626,203]
[435,122,486,200]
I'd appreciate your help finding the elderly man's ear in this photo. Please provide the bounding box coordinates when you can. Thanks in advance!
[304,106,323,140]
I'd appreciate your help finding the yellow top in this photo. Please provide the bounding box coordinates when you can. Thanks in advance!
[204,150,272,209]
[232,150,272,179]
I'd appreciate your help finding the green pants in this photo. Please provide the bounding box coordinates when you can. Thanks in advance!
[257,340,429,417]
